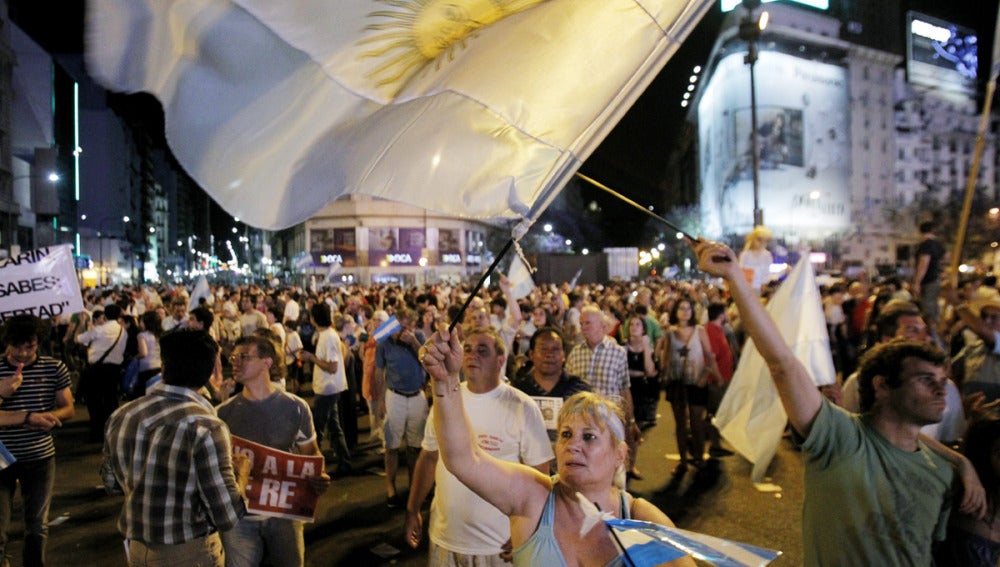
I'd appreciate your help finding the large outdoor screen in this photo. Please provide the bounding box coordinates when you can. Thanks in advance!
[906,12,977,97]
[698,50,850,240]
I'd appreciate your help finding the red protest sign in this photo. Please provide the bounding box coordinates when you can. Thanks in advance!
[231,435,325,522]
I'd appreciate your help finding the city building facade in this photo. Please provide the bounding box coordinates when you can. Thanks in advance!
[690,0,997,274]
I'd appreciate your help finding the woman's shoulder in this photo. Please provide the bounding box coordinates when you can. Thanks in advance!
[628,495,673,526]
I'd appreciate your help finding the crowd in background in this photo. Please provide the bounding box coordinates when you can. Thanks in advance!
[7,245,1000,564]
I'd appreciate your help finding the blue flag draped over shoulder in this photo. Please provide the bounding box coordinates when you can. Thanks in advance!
[85,0,713,230]
[606,519,781,567]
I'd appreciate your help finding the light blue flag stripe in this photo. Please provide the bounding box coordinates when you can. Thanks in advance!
[0,441,15,470]
[372,316,401,344]
[606,519,781,567]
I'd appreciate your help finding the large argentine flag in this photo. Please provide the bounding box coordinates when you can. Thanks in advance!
[84,0,713,230]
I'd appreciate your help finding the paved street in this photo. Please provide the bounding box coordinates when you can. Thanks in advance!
[20,398,804,566]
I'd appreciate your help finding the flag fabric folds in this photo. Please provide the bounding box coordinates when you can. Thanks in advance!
[187,275,213,312]
[85,0,713,230]
[507,258,535,300]
[605,519,782,567]
[713,257,835,483]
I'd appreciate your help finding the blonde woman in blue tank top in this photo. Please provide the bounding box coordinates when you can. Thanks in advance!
[420,329,695,567]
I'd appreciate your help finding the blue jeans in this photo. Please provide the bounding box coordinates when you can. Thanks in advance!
[220,517,303,567]
[313,393,351,467]
[0,457,56,567]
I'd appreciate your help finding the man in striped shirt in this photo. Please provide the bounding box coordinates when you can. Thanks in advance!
[102,329,250,567]
[0,314,75,567]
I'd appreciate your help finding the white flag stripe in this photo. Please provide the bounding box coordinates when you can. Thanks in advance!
[372,316,401,343]
[713,257,834,482]
[85,0,713,230]
[508,260,535,300]
[187,275,212,312]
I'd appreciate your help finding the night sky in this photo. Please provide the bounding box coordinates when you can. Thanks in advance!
[8,1,1000,249]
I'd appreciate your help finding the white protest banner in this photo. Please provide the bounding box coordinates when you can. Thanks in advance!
[231,435,325,522]
[0,245,84,323]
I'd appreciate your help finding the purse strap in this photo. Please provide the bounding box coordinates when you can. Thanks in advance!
[95,326,124,365]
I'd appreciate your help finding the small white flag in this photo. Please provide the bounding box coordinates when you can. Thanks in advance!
[508,259,535,300]
[187,275,212,312]
[714,256,834,483]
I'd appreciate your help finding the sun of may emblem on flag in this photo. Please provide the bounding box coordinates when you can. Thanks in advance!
[360,0,547,93]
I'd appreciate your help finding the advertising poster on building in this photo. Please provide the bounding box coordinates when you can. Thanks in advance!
[369,228,421,266]
[398,228,425,250]
[231,436,325,522]
[309,228,334,252]
[698,51,850,240]
[332,228,357,267]
[368,228,397,252]
[309,228,357,267]
[0,245,84,323]
[439,229,463,265]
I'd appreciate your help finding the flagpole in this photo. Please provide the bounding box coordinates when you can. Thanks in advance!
[595,503,637,567]
[949,81,998,282]
[575,173,698,241]
[448,238,515,332]
[575,172,731,264]
[950,12,1000,282]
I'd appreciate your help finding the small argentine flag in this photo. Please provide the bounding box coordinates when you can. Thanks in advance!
[0,441,15,470]
[605,519,781,566]
[293,253,313,271]
[326,262,342,281]
[372,316,401,343]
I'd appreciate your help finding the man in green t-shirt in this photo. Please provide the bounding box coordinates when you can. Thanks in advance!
[692,239,975,566]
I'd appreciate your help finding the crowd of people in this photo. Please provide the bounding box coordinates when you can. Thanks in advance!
[2,228,1000,565]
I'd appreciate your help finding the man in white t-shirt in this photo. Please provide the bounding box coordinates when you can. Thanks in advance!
[296,302,352,475]
[404,327,552,566]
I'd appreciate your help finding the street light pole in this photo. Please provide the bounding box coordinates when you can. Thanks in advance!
[740,0,768,228]
[97,215,129,286]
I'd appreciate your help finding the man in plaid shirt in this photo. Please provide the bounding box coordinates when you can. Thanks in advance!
[565,306,643,478]
[565,306,640,431]
[102,329,250,567]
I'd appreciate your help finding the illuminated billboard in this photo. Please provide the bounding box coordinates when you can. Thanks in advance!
[906,12,977,97]
[698,51,850,239]
[720,0,828,13]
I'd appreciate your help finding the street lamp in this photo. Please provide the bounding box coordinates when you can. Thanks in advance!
[13,172,59,183]
[740,0,768,227]
[8,172,61,251]
[97,215,130,286]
